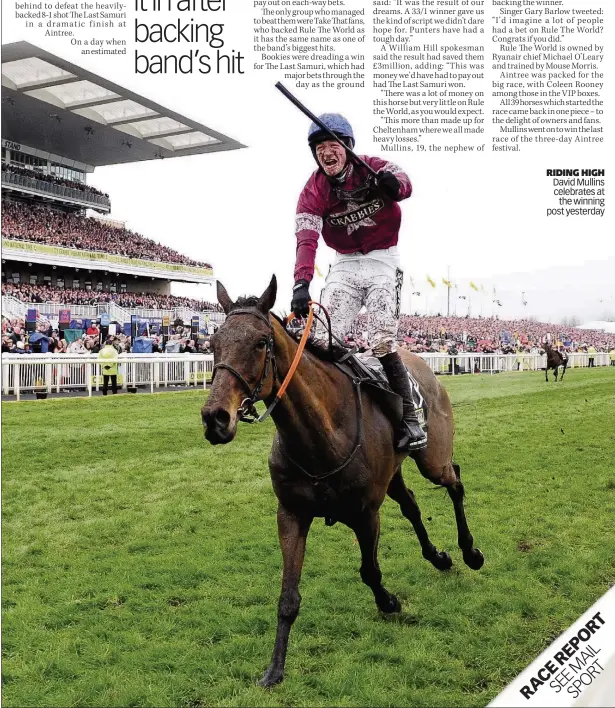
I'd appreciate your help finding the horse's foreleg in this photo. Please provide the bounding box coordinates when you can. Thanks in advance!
[352,510,401,614]
[545,367,549,382]
[555,366,559,382]
[259,505,312,688]
[387,469,452,570]
[445,464,484,570]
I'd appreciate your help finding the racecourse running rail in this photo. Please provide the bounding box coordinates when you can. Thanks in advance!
[1,351,610,400]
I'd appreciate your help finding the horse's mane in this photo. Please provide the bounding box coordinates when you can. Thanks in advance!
[271,310,339,362]
[224,298,338,362]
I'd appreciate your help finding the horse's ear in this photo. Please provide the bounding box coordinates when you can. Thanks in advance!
[216,281,234,314]
[257,275,277,313]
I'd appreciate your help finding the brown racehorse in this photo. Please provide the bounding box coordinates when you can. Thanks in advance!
[543,341,568,382]
[201,276,484,688]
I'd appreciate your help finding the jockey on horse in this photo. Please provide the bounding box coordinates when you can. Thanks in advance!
[290,113,427,452]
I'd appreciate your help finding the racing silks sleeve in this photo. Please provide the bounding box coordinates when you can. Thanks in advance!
[366,155,412,201]
[294,173,327,284]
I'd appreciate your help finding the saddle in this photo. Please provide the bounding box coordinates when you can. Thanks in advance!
[323,344,428,432]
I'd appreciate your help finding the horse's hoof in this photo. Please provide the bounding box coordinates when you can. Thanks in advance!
[463,548,485,570]
[258,669,283,688]
[380,594,401,614]
[431,551,453,571]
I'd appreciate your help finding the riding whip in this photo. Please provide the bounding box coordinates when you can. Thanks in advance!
[275,82,379,180]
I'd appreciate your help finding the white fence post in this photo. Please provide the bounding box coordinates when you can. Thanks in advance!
[15,363,20,401]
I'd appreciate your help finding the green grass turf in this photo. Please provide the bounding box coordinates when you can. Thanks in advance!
[2,368,614,707]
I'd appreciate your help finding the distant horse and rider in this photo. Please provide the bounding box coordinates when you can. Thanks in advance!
[201,277,484,687]
[542,338,569,382]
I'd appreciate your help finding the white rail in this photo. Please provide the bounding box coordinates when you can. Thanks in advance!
[1,352,610,401]
[2,295,27,319]
[417,352,610,375]
[1,353,214,401]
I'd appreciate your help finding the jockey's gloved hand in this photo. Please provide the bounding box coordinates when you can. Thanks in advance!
[291,280,311,318]
[376,171,400,200]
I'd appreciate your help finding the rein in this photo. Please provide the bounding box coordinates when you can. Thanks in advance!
[211,303,365,487]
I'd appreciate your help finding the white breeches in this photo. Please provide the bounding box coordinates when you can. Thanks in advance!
[315,247,401,357]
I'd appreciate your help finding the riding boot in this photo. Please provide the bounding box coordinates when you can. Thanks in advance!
[379,352,428,452]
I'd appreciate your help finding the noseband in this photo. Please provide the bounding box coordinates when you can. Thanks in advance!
[211,309,277,423]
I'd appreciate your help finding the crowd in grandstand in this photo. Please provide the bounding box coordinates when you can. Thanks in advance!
[347,313,615,353]
[4,307,615,359]
[2,315,214,355]
[2,282,223,313]
[1,199,212,269]
[2,163,109,199]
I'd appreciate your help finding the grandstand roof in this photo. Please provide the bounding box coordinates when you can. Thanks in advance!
[1,42,245,167]
[578,321,615,334]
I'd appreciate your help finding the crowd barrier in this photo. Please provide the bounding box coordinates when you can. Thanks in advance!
[2,170,111,209]
[1,353,214,401]
[1,352,610,400]
[418,351,610,375]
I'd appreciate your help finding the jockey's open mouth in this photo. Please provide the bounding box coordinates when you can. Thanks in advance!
[316,141,347,177]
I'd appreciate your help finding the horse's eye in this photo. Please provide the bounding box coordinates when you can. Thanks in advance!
[256,337,268,349]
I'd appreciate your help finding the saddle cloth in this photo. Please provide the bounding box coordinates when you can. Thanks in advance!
[335,352,428,431]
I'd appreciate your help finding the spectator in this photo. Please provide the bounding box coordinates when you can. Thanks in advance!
[67,339,86,354]
[98,339,119,395]
[7,325,23,346]
[29,329,50,353]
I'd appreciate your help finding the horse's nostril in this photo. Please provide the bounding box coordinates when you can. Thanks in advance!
[214,408,231,428]
[202,407,231,430]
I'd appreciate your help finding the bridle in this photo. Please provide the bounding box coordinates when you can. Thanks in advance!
[209,303,366,516]
[211,308,277,423]
[211,302,334,424]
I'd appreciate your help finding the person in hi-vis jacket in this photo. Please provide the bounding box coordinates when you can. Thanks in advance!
[98,338,119,395]
[290,113,426,452]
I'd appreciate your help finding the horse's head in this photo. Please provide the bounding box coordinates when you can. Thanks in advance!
[201,276,278,444]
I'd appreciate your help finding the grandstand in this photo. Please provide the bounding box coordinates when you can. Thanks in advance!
[1,41,243,340]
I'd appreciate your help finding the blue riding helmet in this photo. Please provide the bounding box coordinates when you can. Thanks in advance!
[308,113,355,149]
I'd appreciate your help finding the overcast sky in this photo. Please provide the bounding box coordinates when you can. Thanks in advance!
[3,4,614,324]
